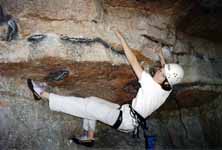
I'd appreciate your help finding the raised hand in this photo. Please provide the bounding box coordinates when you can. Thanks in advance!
[153,45,163,55]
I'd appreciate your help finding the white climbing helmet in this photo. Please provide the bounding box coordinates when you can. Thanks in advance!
[164,64,184,86]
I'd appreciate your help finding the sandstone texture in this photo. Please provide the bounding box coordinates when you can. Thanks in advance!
[0,0,222,149]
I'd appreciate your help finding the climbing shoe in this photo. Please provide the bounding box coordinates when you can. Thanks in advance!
[27,79,46,100]
[70,136,95,147]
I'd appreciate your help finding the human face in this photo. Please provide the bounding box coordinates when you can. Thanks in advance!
[153,67,166,84]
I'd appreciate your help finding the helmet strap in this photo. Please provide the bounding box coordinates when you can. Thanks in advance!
[161,79,172,91]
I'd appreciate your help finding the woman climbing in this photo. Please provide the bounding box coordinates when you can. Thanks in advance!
[27,30,184,147]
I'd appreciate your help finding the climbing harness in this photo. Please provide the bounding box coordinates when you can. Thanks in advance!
[112,106,123,129]
[129,105,147,137]
[112,110,123,129]
[129,105,152,149]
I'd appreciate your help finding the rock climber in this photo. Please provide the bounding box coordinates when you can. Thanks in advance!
[27,30,184,147]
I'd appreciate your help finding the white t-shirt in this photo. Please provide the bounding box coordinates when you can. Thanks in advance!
[132,71,171,118]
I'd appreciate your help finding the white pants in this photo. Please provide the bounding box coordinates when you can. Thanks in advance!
[49,93,130,131]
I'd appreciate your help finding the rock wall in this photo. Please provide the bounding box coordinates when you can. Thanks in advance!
[0,0,222,149]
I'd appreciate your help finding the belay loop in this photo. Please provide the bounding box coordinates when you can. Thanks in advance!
[129,105,150,149]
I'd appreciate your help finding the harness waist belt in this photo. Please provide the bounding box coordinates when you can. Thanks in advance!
[112,110,123,129]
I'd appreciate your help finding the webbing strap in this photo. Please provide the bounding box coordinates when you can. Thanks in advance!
[129,105,148,138]
[112,110,123,129]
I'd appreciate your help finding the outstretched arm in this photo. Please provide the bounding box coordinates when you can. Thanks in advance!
[154,46,166,67]
[158,48,166,67]
[114,30,143,80]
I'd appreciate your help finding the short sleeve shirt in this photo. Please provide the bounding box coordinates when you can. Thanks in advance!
[132,71,171,118]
